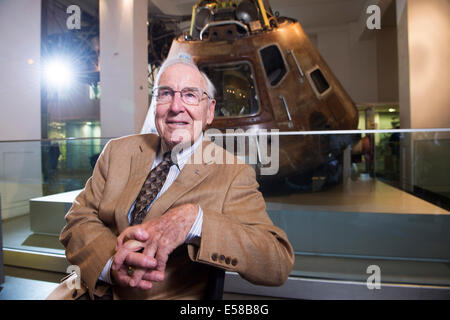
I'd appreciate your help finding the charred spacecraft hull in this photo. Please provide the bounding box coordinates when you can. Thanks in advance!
[167,6,358,183]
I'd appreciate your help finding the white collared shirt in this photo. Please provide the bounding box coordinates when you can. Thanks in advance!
[126,134,204,226]
[99,135,204,284]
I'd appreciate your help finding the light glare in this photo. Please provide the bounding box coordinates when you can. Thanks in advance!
[44,59,73,88]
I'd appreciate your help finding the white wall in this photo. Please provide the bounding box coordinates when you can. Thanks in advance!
[306,24,379,104]
[0,0,41,141]
[396,0,450,193]
[0,0,43,219]
[376,24,399,102]
[99,0,149,138]
[407,0,450,129]
[398,0,450,129]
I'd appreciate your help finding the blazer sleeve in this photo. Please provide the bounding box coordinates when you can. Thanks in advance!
[59,140,117,298]
[188,164,295,286]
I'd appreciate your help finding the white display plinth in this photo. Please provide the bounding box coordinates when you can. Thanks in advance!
[29,190,82,235]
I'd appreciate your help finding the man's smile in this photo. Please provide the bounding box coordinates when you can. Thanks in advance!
[166,120,190,127]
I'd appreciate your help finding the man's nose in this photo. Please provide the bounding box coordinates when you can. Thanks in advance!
[169,91,186,113]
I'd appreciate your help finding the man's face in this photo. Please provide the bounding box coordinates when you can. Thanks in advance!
[155,63,215,149]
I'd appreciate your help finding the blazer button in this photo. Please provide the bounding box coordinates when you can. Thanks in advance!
[211,253,218,261]
[231,258,238,266]
[225,257,231,265]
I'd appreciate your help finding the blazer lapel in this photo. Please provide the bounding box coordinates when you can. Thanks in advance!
[115,136,160,233]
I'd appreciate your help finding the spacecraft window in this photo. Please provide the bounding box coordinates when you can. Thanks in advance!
[259,44,287,86]
[310,68,330,95]
[200,61,260,118]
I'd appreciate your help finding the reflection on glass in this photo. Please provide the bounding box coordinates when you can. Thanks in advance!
[201,61,259,117]
[0,138,109,256]
[0,131,449,287]
[41,137,103,196]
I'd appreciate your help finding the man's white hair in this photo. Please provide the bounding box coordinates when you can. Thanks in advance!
[141,53,216,134]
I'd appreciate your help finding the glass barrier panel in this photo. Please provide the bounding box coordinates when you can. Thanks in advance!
[207,129,450,286]
[0,131,449,287]
[0,138,110,256]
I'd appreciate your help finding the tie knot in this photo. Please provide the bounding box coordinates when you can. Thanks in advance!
[162,151,174,166]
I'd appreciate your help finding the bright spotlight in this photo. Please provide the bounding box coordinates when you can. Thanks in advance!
[44,59,73,89]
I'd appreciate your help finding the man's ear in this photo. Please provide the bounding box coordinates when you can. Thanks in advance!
[206,99,216,125]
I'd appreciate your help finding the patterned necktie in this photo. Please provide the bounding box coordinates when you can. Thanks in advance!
[130,152,174,225]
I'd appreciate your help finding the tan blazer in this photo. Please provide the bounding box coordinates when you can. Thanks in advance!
[59,133,294,299]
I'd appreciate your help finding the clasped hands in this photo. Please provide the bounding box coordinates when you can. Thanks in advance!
[110,203,198,290]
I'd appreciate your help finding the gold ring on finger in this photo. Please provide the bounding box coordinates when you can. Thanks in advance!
[127,266,134,276]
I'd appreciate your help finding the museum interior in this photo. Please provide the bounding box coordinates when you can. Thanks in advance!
[0,0,449,300]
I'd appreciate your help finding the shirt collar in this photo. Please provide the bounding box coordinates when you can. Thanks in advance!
[159,133,204,169]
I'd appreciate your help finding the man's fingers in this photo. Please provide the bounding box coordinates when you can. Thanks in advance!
[154,230,181,273]
[155,244,173,273]
[137,280,153,290]
[142,241,158,259]
[112,265,133,287]
[112,248,131,271]
[130,269,164,289]
[132,270,165,289]
[112,240,146,270]
[128,240,160,286]
[125,252,157,269]
[156,252,169,273]
[129,268,146,287]
[116,227,149,250]
[114,265,161,290]
[116,229,130,250]
[142,270,165,282]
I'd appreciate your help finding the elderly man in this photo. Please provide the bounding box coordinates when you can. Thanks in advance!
[59,54,294,300]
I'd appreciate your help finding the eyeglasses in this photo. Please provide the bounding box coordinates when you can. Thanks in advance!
[153,86,211,105]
